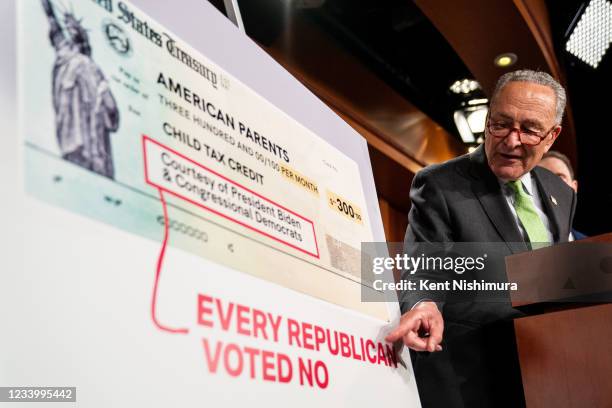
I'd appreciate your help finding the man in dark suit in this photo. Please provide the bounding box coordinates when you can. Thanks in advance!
[386,70,576,407]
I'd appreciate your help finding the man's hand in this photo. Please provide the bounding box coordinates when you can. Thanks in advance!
[385,301,444,352]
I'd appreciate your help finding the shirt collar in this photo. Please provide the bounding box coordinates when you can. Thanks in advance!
[498,172,534,196]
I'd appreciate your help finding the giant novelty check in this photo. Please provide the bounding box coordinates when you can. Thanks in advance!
[20,0,388,320]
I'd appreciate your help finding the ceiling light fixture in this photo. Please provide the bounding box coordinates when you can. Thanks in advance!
[494,53,518,67]
[467,98,489,106]
[450,79,481,94]
[454,105,488,144]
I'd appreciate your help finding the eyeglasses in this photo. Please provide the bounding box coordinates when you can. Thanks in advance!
[486,118,557,146]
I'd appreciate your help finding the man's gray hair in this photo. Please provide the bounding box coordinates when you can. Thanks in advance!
[491,70,567,124]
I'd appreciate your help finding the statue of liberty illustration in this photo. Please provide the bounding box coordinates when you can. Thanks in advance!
[41,0,120,179]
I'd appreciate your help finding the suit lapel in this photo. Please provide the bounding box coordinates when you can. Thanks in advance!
[532,168,564,243]
[468,147,527,253]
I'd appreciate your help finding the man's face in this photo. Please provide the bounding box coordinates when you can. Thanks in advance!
[539,157,578,192]
[484,81,562,181]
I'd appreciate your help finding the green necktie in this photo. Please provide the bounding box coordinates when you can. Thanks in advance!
[507,180,549,244]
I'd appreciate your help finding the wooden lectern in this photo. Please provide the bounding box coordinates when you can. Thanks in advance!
[506,233,612,408]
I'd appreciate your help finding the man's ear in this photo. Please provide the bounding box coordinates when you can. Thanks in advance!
[553,125,562,138]
[572,179,578,193]
[545,125,562,150]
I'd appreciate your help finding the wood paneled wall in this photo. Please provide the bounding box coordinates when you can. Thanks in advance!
[378,198,409,243]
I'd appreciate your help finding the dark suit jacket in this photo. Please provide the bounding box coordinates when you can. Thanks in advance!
[401,146,576,408]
